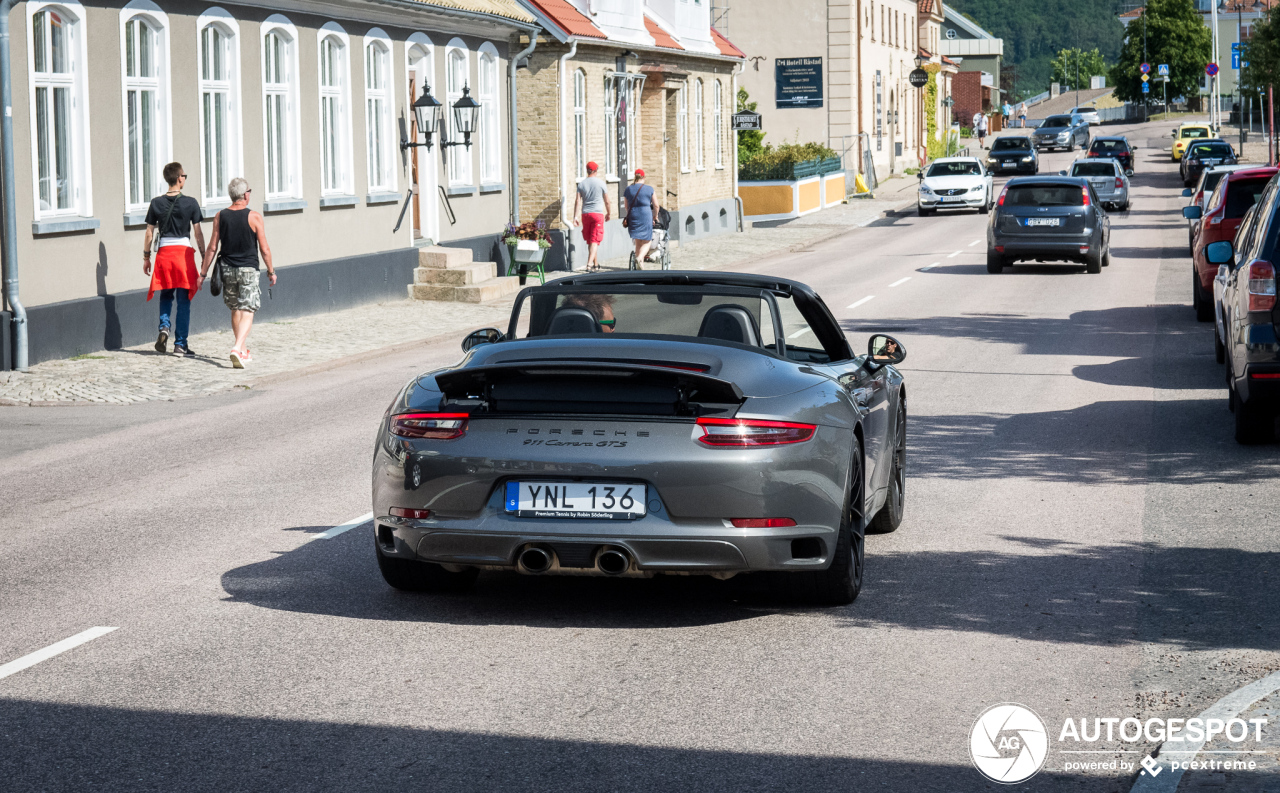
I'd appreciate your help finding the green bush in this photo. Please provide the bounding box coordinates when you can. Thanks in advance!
[740,141,839,168]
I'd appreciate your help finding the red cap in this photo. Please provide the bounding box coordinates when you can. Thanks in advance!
[634,169,646,178]
[586,161,598,172]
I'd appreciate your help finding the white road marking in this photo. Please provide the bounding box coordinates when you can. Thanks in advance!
[846,296,875,310]
[1130,669,1280,793]
[969,239,981,246]
[947,250,961,258]
[311,512,374,541]
[787,328,810,339]
[888,277,911,288]
[0,627,118,681]
[920,262,940,271]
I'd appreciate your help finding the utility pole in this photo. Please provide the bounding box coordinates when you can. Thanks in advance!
[1075,45,1080,111]
[1143,9,1148,122]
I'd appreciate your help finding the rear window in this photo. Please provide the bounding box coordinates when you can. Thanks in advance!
[1071,163,1117,177]
[1181,127,1210,139]
[1189,143,1233,158]
[1224,177,1271,219]
[1043,115,1073,127]
[1091,139,1128,152]
[992,137,1031,151]
[1201,171,1229,195]
[1004,184,1084,207]
[927,161,981,177]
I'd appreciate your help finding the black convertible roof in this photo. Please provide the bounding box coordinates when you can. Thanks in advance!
[533,270,819,298]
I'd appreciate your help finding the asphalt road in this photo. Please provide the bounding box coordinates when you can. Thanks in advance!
[4,118,1280,792]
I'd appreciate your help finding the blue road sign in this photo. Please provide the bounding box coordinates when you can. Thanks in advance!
[1233,53,1241,70]
[1158,64,1169,76]
[1140,62,1151,74]
[1233,42,1243,52]
[1206,62,1220,77]
[1142,82,1151,94]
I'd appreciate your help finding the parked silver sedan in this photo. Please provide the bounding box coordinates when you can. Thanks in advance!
[1060,158,1131,211]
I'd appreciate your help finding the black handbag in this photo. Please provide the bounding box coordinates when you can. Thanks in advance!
[208,211,223,297]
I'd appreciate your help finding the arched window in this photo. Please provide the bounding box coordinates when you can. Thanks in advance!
[317,24,351,196]
[677,81,688,172]
[445,41,470,185]
[573,68,586,180]
[694,78,704,169]
[262,17,301,199]
[198,9,241,205]
[121,4,169,212]
[29,2,92,219]
[478,44,500,185]
[603,76,615,176]
[364,33,394,192]
[713,79,723,168]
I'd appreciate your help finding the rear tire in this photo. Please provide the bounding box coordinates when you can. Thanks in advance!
[1193,269,1214,322]
[1086,248,1103,273]
[868,402,905,535]
[376,539,478,593]
[979,194,990,215]
[1101,248,1111,267]
[1234,391,1275,445]
[986,251,1006,273]
[784,438,865,606]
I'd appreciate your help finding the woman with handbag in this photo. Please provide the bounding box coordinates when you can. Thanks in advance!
[143,163,206,356]
[622,169,660,266]
[198,178,276,369]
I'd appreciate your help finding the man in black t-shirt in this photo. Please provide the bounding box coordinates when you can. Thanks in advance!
[144,162,206,356]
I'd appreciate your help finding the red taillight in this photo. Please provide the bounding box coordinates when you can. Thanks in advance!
[995,246,1005,253]
[1250,373,1280,379]
[730,518,797,528]
[997,184,1009,206]
[389,507,432,519]
[1081,187,1090,206]
[390,412,469,439]
[695,417,816,447]
[1088,151,1100,157]
[1115,177,1124,189]
[1246,260,1277,311]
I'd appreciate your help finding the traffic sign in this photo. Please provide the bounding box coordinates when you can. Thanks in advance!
[1140,62,1151,74]
[1141,73,1150,82]
[1157,64,1169,76]
[1206,62,1220,77]
[1142,82,1151,94]
[1233,42,1243,52]
[1233,53,1241,70]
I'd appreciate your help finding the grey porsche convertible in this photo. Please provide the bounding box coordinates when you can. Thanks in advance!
[371,272,907,605]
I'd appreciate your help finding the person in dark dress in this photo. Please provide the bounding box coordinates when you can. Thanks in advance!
[622,169,660,265]
[197,177,276,370]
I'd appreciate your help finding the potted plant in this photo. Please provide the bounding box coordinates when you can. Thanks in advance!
[501,220,553,285]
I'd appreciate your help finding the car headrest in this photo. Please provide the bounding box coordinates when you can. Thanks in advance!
[547,306,602,335]
[698,304,761,347]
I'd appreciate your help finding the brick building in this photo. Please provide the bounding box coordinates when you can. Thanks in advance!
[952,70,994,130]
[516,0,744,270]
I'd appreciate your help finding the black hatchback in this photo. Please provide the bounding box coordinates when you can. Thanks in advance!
[1181,139,1238,187]
[986,136,1039,175]
[987,177,1112,273]
[1087,136,1134,172]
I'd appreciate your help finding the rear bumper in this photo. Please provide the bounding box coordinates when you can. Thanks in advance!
[1238,363,1280,405]
[993,237,1095,261]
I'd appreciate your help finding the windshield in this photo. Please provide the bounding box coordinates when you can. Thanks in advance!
[1004,184,1084,207]
[1225,177,1270,219]
[1071,162,1117,177]
[1181,127,1210,139]
[1091,139,1128,152]
[992,137,1031,151]
[927,161,982,177]
[1188,143,1233,158]
[1042,115,1073,127]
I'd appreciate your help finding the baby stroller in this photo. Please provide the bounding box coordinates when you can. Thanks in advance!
[629,207,673,271]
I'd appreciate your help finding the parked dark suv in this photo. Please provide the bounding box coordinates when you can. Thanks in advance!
[1204,170,1280,443]
[987,177,1111,273]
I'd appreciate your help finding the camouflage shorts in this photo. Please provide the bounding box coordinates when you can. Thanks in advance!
[221,267,261,312]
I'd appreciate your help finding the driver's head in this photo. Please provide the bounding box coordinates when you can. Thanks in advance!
[562,293,616,332]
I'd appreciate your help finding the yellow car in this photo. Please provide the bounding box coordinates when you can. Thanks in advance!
[1172,124,1213,161]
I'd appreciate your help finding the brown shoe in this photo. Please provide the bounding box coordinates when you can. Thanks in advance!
[155,329,168,353]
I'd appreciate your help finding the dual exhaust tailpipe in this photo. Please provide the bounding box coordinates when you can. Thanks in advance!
[516,545,631,576]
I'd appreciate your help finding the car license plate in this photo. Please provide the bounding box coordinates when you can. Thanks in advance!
[941,195,964,202]
[1002,162,1017,168]
[505,482,647,519]
[1025,218,1060,227]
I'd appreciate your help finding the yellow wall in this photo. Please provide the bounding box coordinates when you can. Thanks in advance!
[740,184,795,217]
[798,178,821,213]
[824,174,845,206]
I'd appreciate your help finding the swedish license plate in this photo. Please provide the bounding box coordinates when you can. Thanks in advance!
[505,482,647,519]
[1002,162,1017,168]
[1025,218,1060,227]
[941,195,965,202]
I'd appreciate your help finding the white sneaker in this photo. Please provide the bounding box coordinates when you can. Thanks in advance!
[230,349,244,369]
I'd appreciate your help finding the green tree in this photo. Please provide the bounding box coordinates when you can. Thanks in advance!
[736,87,765,164]
[1240,7,1280,95]
[1051,48,1109,88]
[1110,0,1211,104]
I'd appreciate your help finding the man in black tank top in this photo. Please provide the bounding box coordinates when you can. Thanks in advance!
[198,177,276,370]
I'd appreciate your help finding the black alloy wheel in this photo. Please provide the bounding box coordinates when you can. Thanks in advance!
[792,438,866,606]
[868,401,906,535]
[1193,268,1214,322]
[376,536,479,593]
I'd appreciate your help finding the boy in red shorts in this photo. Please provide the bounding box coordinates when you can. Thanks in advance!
[572,161,613,272]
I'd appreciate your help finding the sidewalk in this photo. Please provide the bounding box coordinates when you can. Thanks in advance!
[1,193,915,407]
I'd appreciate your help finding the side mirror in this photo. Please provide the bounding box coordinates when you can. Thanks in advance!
[867,334,906,365]
[1181,188,1193,197]
[1058,170,1068,176]
[1182,206,1203,220]
[462,327,504,352]
[1125,169,1134,177]
[1205,240,1234,265]
[917,171,924,180]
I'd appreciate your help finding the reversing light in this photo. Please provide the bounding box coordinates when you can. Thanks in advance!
[1246,260,1277,311]
[391,412,469,439]
[390,507,432,519]
[1081,186,1090,206]
[730,518,798,528]
[695,417,816,447]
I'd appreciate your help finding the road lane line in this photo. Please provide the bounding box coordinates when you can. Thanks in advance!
[787,328,810,339]
[920,262,940,271]
[846,296,875,310]
[888,277,911,287]
[0,627,118,680]
[311,512,374,541]
[969,240,981,246]
[947,250,961,258]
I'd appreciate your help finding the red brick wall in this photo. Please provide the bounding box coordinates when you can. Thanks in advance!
[953,72,983,128]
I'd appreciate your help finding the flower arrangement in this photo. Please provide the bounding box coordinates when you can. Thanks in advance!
[501,220,553,249]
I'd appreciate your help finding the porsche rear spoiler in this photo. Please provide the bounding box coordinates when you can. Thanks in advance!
[432,361,744,417]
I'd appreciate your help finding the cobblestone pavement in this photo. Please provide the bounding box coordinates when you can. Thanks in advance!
[0,299,510,406]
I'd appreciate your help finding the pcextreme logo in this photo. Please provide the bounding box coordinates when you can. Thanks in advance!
[969,703,1050,784]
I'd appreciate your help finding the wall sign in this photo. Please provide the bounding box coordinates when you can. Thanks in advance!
[732,111,762,130]
[775,57,823,109]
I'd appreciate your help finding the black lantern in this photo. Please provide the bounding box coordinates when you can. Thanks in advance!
[914,53,926,69]
[451,84,482,147]
[402,84,442,151]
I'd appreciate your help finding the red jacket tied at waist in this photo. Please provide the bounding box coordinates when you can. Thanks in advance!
[147,246,199,302]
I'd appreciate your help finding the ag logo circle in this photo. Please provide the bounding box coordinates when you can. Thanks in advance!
[969,703,1048,784]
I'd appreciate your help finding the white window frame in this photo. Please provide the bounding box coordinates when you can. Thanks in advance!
[196,8,242,209]
[678,81,689,172]
[573,68,587,180]
[694,77,704,170]
[603,75,615,177]
[406,33,437,242]
[261,15,302,201]
[713,78,723,168]
[363,29,395,194]
[478,42,501,186]
[316,23,353,197]
[628,79,640,172]
[27,0,93,221]
[445,38,471,186]
[119,1,171,215]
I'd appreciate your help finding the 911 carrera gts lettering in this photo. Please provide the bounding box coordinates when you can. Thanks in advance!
[522,439,628,447]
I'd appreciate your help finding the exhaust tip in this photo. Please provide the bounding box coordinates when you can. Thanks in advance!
[518,546,553,574]
[596,547,630,576]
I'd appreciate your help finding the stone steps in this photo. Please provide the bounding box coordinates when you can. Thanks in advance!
[408,246,523,303]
